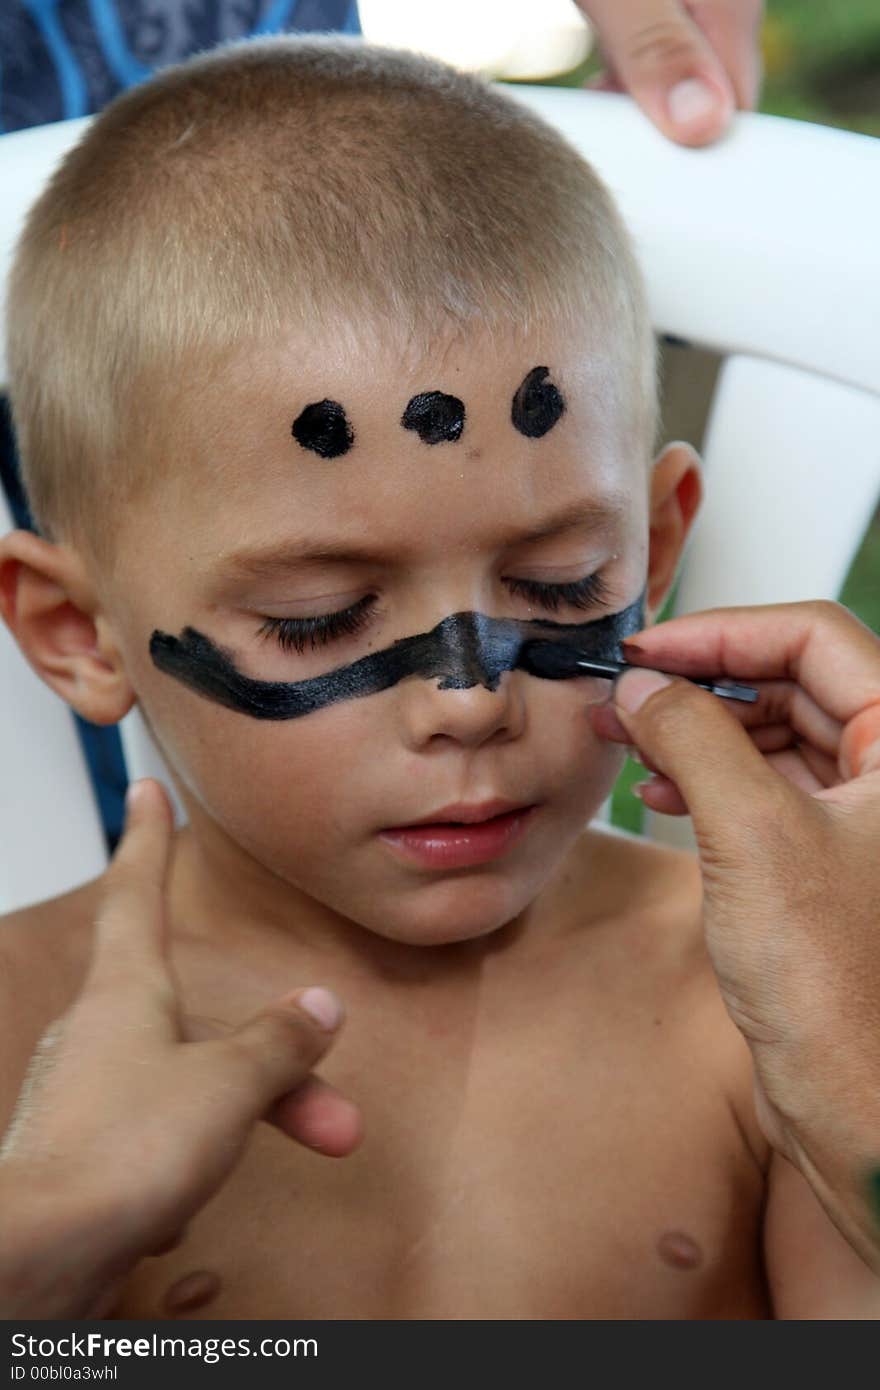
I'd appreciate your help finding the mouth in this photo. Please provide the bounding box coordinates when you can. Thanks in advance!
[396,799,534,829]
[379,800,540,870]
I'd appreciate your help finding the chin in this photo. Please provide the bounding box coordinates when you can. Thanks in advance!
[355,872,541,947]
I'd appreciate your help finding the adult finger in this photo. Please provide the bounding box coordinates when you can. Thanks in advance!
[611,668,812,850]
[584,3,763,110]
[584,69,625,93]
[627,718,793,786]
[591,676,845,767]
[685,0,764,109]
[839,701,880,779]
[577,0,742,145]
[633,718,840,816]
[620,602,880,733]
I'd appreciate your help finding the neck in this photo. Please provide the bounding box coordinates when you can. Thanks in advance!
[166,810,561,990]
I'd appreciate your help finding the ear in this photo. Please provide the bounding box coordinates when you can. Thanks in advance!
[645,440,703,620]
[0,528,136,725]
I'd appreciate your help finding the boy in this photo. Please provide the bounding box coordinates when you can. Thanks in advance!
[0,36,876,1319]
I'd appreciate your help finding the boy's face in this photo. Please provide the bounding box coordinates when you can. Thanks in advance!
[96,323,697,945]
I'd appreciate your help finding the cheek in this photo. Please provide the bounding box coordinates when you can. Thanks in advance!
[526,679,625,808]
[179,699,404,914]
[140,652,623,862]
[141,681,385,839]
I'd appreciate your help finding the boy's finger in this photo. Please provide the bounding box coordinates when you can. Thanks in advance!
[185,1002,362,1153]
[87,779,176,995]
[266,1075,363,1157]
[220,988,346,1119]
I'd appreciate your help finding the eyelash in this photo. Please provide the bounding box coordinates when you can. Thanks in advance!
[256,572,612,654]
[505,571,611,613]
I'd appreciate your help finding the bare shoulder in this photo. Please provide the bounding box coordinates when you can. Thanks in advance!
[0,876,101,993]
[579,821,704,942]
[0,877,103,1131]
[575,823,770,1171]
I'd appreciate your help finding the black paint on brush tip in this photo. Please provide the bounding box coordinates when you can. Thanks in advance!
[511,367,565,438]
[149,590,645,721]
[401,392,466,445]
[292,400,354,458]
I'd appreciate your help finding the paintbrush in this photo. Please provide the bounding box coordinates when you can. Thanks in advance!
[519,642,758,703]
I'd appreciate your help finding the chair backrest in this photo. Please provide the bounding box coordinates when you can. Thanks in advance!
[506,89,880,848]
[2,92,878,907]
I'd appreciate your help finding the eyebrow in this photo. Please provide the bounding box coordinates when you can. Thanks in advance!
[214,493,629,580]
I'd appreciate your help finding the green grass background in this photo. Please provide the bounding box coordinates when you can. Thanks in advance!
[522,2,880,832]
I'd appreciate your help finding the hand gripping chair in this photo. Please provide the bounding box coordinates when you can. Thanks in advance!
[1,90,878,911]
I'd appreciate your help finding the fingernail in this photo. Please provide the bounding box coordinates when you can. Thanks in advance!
[125,780,143,816]
[298,987,343,1031]
[668,78,719,127]
[621,640,646,658]
[584,685,614,707]
[615,668,672,714]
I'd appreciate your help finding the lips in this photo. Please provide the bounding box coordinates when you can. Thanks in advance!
[379,801,540,870]
[394,799,532,829]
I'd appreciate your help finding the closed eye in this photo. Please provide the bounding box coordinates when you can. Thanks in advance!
[256,571,612,653]
[505,571,612,613]
[256,594,376,654]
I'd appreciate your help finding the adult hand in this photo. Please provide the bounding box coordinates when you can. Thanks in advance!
[0,778,361,1318]
[590,600,880,1265]
[577,0,764,145]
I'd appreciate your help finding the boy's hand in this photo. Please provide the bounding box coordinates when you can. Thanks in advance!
[0,779,361,1319]
[579,0,764,146]
[590,599,880,1266]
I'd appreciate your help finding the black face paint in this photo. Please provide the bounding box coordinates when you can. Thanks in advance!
[511,367,565,439]
[400,391,466,445]
[291,400,354,458]
[149,590,644,720]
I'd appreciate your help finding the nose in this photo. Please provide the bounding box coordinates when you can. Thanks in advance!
[399,670,527,751]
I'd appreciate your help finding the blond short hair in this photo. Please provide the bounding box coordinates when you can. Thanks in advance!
[6,35,658,568]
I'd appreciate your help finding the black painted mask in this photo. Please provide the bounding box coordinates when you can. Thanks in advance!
[150,590,644,720]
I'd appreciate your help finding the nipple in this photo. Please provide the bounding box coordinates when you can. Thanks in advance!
[161,1269,223,1315]
[656,1230,703,1270]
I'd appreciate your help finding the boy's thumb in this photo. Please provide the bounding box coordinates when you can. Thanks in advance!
[612,668,788,837]
[222,988,344,1113]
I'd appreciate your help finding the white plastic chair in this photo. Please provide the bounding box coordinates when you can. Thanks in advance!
[2,91,879,911]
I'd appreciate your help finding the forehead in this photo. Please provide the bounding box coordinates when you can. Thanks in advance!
[161,321,640,557]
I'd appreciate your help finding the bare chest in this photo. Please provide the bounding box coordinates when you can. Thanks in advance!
[116,1009,769,1320]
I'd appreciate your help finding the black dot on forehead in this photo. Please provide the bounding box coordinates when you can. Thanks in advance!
[511,366,565,439]
[401,391,466,445]
[291,400,354,458]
